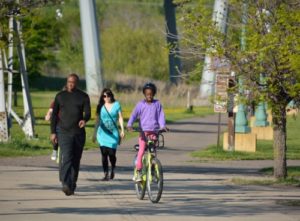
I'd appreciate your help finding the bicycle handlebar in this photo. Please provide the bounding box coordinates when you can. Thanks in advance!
[127,127,169,133]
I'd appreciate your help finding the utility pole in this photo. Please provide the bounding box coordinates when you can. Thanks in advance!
[14,18,35,138]
[0,48,9,142]
[0,8,36,140]
[164,0,181,84]
[79,0,103,97]
[7,16,14,124]
[199,0,228,100]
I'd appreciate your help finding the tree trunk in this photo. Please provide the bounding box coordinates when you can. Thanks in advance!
[272,105,287,179]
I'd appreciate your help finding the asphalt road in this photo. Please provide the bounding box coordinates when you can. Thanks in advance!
[0,114,299,221]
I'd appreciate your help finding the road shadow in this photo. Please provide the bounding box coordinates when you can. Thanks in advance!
[170,121,227,126]
[10,180,298,218]
[169,129,219,134]
[79,164,262,176]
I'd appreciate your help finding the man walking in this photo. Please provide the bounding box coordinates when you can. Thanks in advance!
[50,73,91,196]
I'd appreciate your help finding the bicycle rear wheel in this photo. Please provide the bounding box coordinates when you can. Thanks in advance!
[134,169,146,200]
[147,158,163,203]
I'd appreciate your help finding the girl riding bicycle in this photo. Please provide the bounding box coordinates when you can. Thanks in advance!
[127,82,167,182]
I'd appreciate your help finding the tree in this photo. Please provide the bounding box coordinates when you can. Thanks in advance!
[177,0,300,179]
[0,0,64,78]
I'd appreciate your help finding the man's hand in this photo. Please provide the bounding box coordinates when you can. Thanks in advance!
[51,133,57,144]
[45,113,51,121]
[45,109,53,121]
[78,120,86,128]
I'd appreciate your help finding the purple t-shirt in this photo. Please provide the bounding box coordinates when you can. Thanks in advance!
[127,99,166,131]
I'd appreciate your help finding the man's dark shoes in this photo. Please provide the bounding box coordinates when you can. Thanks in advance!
[71,183,77,192]
[62,184,74,196]
[110,171,115,180]
[102,173,109,181]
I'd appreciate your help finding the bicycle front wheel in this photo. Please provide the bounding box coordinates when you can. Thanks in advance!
[134,169,146,200]
[147,158,163,203]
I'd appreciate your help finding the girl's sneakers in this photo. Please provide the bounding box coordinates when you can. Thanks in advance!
[133,170,142,182]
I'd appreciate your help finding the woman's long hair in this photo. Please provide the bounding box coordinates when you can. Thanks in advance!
[96,88,116,115]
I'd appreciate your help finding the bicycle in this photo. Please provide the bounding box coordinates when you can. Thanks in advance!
[132,130,164,203]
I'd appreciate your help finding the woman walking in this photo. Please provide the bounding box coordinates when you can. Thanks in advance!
[93,88,125,181]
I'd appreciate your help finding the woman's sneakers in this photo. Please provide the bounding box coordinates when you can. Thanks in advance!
[102,172,109,181]
[102,170,115,181]
[110,171,115,180]
[51,150,57,161]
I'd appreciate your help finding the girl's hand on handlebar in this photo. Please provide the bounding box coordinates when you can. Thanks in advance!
[160,127,169,132]
[127,127,134,132]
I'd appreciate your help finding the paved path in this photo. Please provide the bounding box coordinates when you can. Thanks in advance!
[0,114,299,221]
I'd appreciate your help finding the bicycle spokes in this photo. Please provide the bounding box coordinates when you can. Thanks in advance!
[134,168,146,200]
[147,158,163,203]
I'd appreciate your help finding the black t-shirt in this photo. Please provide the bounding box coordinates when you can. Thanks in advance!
[51,89,91,134]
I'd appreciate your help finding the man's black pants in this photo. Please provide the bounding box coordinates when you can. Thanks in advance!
[58,131,85,190]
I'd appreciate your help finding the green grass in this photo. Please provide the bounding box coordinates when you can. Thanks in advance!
[191,115,300,161]
[231,166,300,186]
[0,91,214,157]
[260,166,300,178]
[191,141,274,160]
[164,106,214,123]
[231,177,300,186]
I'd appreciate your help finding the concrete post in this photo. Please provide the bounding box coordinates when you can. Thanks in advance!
[7,16,13,119]
[0,50,9,142]
[14,19,35,138]
[79,0,103,97]
[199,0,228,99]
[235,2,250,133]
[255,102,269,126]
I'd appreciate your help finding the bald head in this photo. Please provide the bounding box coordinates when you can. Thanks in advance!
[66,73,79,92]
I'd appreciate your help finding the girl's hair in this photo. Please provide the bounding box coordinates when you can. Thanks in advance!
[142,82,157,96]
[96,88,116,114]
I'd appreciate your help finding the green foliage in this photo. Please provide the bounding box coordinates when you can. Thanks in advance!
[177,1,300,107]
[178,1,300,178]
[102,23,169,80]
[1,0,171,81]
[176,0,217,51]
[100,1,169,80]
[0,1,64,76]
[22,8,62,77]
